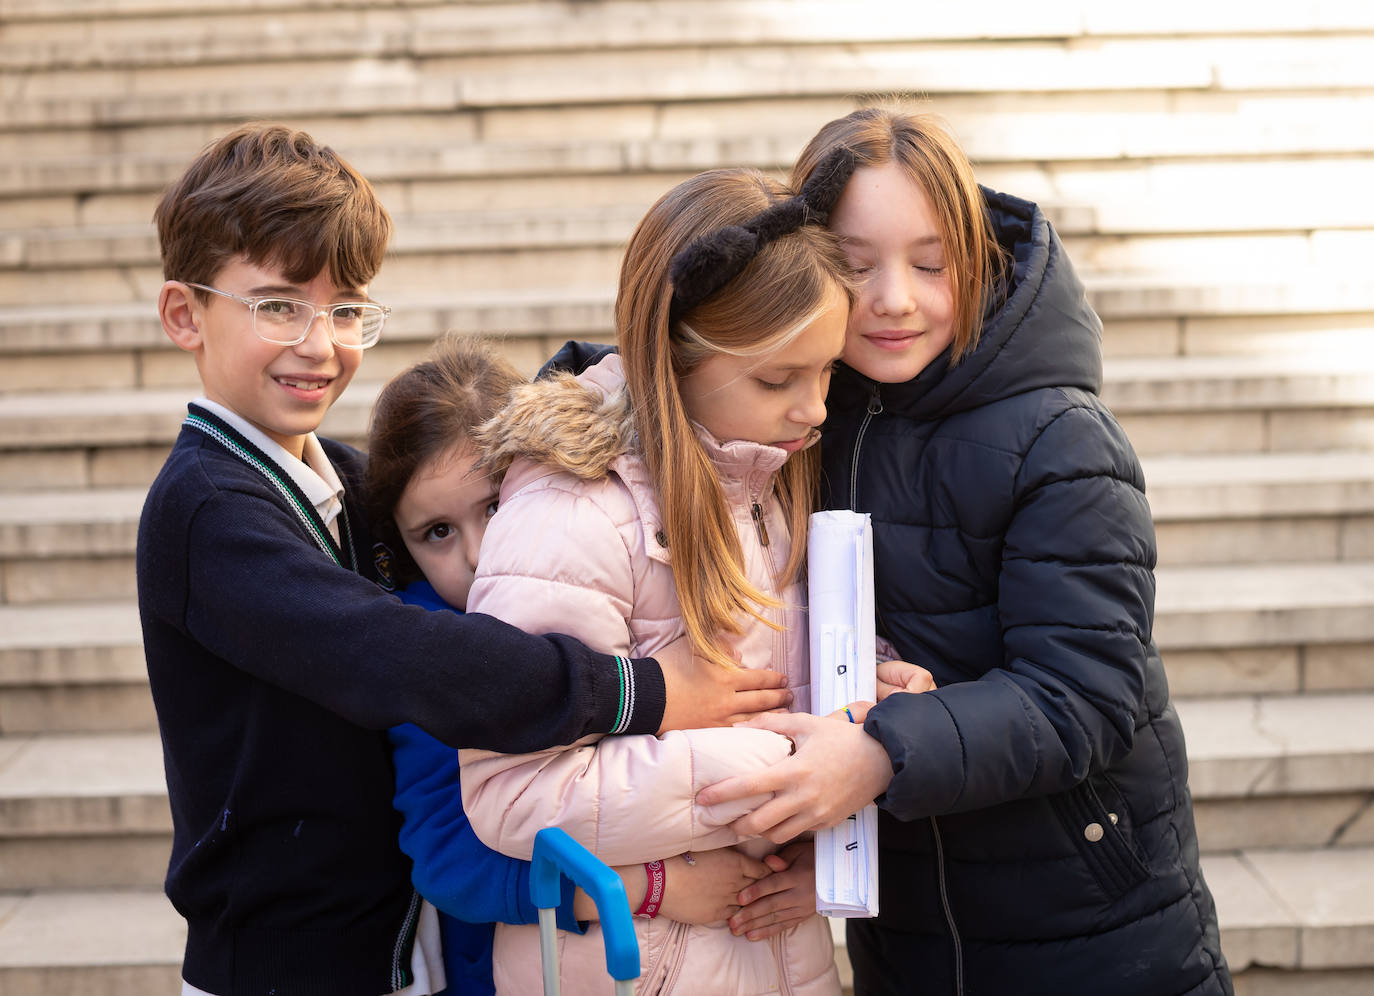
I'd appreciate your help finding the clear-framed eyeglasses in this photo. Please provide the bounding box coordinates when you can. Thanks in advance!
[186,283,390,349]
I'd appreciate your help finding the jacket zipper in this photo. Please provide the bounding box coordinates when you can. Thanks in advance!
[770,931,796,996]
[749,486,791,704]
[750,500,770,547]
[654,920,692,993]
[847,386,884,508]
[849,385,965,991]
[846,386,897,644]
[930,816,964,996]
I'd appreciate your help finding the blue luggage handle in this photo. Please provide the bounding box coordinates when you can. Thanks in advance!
[531,827,640,994]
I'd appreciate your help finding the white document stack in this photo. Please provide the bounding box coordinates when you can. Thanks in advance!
[807,509,879,918]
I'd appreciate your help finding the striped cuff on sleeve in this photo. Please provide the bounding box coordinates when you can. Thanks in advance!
[608,655,667,737]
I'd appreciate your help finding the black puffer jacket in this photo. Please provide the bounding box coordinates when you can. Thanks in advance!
[822,189,1231,996]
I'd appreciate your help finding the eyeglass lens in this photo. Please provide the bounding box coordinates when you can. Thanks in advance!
[254,300,385,347]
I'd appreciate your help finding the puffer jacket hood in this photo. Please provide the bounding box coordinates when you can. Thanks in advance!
[476,365,635,484]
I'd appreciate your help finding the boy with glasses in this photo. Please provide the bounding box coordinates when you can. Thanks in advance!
[139,123,790,996]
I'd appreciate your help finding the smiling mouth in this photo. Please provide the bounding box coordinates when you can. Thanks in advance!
[865,330,921,349]
[275,375,332,391]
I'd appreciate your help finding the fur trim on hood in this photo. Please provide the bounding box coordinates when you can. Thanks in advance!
[474,366,635,482]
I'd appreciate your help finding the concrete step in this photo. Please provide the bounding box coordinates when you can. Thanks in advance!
[1208,846,1374,989]
[0,733,170,889]
[1146,451,1374,567]
[1178,693,1374,852]
[0,0,429,18]
[4,32,1373,131]
[0,888,182,995]
[0,205,649,271]
[0,602,150,734]
[1105,354,1374,456]
[0,491,141,604]
[8,205,1372,278]
[1155,561,1374,652]
[7,0,1372,32]
[5,251,1369,316]
[5,353,1374,457]
[1102,312,1374,364]
[6,88,1374,200]
[0,442,170,495]
[5,451,1373,564]
[0,487,143,558]
[0,849,1370,994]
[8,1,1374,72]
[13,154,1374,242]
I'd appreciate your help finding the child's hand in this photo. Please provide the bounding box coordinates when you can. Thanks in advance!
[656,848,771,925]
[877,659,936,699]
[655,635,793,733]
[729,839,817,940]
[696,712,895,843]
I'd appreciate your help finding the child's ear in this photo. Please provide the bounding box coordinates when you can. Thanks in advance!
[159,281,203,352]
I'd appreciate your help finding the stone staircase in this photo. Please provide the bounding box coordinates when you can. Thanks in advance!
[2,1,1374,993]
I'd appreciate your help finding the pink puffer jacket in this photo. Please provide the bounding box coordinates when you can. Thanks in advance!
[461,354,839,996]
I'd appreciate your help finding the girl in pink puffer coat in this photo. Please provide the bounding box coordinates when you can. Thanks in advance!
[460,157,858,995]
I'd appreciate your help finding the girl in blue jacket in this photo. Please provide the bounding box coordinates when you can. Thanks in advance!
[699,108,1234,996]
[364,334,796,994]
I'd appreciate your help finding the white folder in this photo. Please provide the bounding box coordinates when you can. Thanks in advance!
[807,510,879,917]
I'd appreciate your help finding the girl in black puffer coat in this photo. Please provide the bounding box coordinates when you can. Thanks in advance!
[699,108,1233,996]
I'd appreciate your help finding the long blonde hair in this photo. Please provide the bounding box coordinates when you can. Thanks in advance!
[792,107,1004,364]
[618,168,852,668]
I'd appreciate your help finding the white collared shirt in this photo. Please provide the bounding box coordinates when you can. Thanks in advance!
[180,399,445,996]
[193,398,345,542]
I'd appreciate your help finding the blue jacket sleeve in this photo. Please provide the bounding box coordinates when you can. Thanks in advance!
[390,721,586,933]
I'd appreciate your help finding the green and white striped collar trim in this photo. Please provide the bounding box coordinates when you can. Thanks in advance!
[183,402,355,571]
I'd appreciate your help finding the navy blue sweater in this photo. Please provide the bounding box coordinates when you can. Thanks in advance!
[136,406,663,996]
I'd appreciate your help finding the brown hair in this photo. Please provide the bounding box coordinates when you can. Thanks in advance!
[364,334,526,587]
[792,107,1004,364]
[154,122,392,292]
[618,168,854,669]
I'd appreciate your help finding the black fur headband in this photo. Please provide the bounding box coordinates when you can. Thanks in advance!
[667,146,857,324]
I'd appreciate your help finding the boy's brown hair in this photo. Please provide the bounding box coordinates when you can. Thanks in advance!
[154,122,392,292]
[364,334,526,588]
